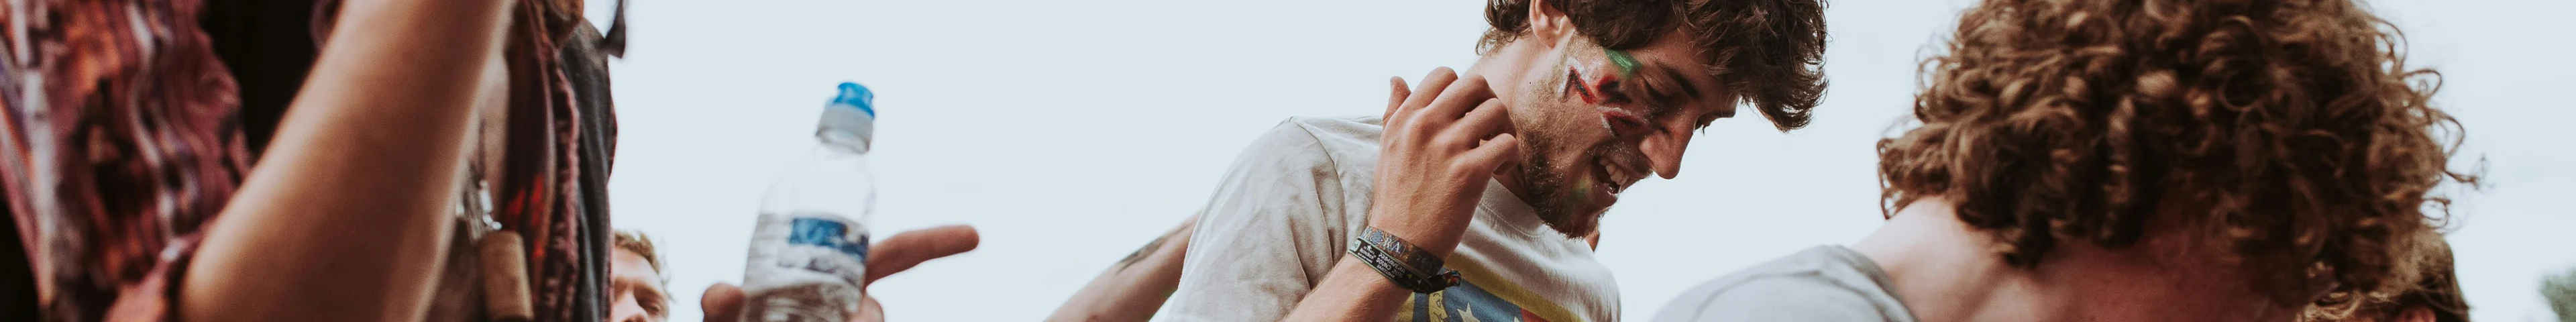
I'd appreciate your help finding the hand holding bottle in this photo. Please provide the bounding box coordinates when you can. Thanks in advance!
[703,225,980,322]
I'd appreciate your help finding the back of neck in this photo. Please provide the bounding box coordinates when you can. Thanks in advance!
[1850,197,2060,322]
[1849,197,2302,322]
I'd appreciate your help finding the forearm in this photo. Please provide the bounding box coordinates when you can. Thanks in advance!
[1281,258,1416,321]
[181,0,515,321]
[1048,221,1194,321]
[1280,209,1464,321]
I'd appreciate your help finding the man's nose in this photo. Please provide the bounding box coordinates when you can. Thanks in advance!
[1640,125,1692,179]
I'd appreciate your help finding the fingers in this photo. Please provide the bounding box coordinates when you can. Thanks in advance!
[1439,99,1514,151]
[863,225,981,286]
[1456,133,1523,177]
[1383,76,1411,121]
[1390,68,1458,128]
[1408,73,1495,131]
[701,283,745,322]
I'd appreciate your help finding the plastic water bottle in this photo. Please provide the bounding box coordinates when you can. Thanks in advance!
[740,82,879,322]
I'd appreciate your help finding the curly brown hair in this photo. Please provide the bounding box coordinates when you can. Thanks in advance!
[2302,230,2469,322]
[1876,0,2475,305]
[1479,0,1829,130]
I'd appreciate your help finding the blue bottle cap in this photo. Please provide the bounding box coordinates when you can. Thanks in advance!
[833,82,876,117]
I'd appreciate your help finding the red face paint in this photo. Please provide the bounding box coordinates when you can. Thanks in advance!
[1566,67,1603,104]
[1568,64,1647,135]
[1599,105,1647,136]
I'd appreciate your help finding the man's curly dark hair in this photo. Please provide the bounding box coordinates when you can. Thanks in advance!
[1876,0,2476,305]
[1479,0,1829,131]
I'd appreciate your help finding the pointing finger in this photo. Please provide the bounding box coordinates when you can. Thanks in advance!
[863,225,981,286]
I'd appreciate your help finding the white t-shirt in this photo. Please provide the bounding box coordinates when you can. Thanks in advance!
[1650,246,1915,322]
[1163,115,1620,322]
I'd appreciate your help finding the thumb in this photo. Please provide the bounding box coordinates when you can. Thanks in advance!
[701,282,745,322]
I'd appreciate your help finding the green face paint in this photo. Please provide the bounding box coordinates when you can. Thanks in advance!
[1568,180,1593,204]
[1605,49,1641,78]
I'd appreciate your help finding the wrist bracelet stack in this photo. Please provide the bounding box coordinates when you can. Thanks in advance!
[1348,226,1460,293]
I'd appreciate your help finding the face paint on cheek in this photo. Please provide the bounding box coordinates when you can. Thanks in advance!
[1604,49,1642,78]
[1582,51,1642,105]
[1596,107,1644,134]
[1565,67,1602,105]
[1570,179,1592,201]
[1564,67,1623,106]
[1565,49,1647,133]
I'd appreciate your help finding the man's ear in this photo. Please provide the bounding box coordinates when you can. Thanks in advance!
[1525,0,1573,48]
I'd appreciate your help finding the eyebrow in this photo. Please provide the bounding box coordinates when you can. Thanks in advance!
[638,284,668,314]
[1636,64,1697,118]
[616,276,670,314]
[1656,64,1737,120]
[1658,64,1704,103]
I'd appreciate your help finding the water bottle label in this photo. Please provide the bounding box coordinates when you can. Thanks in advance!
[788,218,871,260]
[742,212,869,318]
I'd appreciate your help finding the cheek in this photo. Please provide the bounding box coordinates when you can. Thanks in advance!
[1507,100,1613,150]
[609,293,641,317]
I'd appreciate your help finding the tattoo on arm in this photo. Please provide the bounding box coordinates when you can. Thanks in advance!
[1116,222,1191,272]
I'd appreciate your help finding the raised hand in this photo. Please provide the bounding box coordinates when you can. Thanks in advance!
[1367,67,1521,257]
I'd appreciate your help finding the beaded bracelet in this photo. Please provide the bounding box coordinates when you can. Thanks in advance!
[1348,226,1459,293]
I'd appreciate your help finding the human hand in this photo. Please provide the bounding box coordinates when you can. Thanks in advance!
[701,225,981,322]
[1368,67,1520,257]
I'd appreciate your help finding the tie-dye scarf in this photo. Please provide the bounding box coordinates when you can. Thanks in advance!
[0,0,247,321]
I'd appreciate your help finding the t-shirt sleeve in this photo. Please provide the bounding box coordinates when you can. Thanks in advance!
[1653,276,1898,322]
[1161,121,1354,321]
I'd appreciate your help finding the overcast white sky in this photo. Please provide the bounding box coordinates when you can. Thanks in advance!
[591,1,2575,321]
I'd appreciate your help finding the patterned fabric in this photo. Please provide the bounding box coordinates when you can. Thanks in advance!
[0,0,623,320]
[1396,260,1586,322]
[493,0,610,320]
[0,1,249,321]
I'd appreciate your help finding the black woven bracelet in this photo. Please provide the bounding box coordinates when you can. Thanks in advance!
[1360,226,1443,277]
[1349,227,1458,293]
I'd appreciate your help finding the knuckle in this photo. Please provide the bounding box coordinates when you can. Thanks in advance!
[1433,132,1474,150]
[1447,160,1484,177]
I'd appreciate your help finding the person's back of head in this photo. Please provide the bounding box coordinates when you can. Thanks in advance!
[1877,0,2474,319]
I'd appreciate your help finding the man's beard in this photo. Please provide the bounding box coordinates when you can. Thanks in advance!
[1511,131,1612,239]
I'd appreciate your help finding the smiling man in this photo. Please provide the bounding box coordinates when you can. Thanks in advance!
[1160,0,1827,321]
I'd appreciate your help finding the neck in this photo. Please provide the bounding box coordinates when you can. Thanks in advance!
[1468,41,1543,196]
[1850,197,2054,322]
[1850,197,2300,322]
